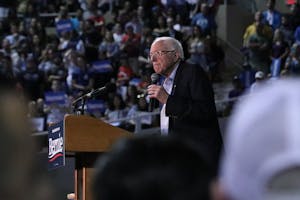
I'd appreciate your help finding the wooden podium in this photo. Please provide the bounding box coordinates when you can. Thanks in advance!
[64,115,132,200]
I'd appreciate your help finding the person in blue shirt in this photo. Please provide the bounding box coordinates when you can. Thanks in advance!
[262,0,282,30]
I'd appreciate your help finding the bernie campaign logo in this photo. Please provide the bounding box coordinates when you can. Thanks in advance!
[48,127,64,162]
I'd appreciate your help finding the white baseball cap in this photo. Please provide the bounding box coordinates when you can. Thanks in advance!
[220,79,300,200]
[255,71,265,79]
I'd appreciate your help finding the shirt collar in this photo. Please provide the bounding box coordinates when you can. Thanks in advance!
[168,62,180,82]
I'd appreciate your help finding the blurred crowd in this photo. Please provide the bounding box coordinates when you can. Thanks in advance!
[225,0,300,115]
[0,0,224,132]
[1,1,300,200]
[3,0,300,130]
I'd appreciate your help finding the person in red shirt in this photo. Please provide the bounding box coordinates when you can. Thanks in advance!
[120,26,141,76]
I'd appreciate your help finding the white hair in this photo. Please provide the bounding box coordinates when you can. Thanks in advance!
[152,37,184,60]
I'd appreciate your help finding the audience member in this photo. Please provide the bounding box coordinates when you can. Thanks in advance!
[204,36,225,82]
[120,25,141,76]
[224,75,245,115]
[247,23,271,74]
[249,71,266,93]
[112,23,125,45]
[0,85,57,200]
[80,19,102,63]
[0,53,15,82]
[92,135,213,200]
[38,46,57,76]
[124,11,143,35]
[104,93,128,127]
[1,38,12,57]
[284,43,300,75]
[238,63,256,89]
[262,0,282,30]
[191,3,217,37]
[116,1,133,27]
[293,23,300,43]
[153,16,168,38]
[98,30,120,66]
[4,23,26,50]
[165,17,183,42]
[55,7,74,37]
[71,8,83,34]
[270,29,289,77]
[17,57,45,100]
[138,32,154,74]
[69,55,94,97]
[22,4,38,31]
[30,34,44,59]
[287,2,300,30]
[243,11,273,48]
[213,79,300,200]
[278,14,294,46]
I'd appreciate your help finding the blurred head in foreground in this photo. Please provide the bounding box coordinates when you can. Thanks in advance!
[0,86,56,200]
[92,135,213,200]
[214,79,300,200]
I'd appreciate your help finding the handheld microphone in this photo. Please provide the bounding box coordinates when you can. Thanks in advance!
[148,73,159,112]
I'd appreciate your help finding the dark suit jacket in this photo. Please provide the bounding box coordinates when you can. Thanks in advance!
[165,61,223,173]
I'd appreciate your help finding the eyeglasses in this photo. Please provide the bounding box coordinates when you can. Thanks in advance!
[148,50,176,60]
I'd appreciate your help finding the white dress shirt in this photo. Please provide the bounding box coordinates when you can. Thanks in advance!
[160,64,179,135]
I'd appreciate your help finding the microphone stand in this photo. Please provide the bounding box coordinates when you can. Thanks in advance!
[72,84,111,115]
[72,94,88,115]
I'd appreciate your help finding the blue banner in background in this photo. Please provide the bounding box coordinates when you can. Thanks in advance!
[91,60,113,73]
[86,99,106,117]
[48,121,65,170]
[44,91,67,106]
[56,19,73,35]
[129,77,141,86]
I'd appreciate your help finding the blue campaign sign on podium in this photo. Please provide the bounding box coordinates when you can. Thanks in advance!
[48,121,65,170]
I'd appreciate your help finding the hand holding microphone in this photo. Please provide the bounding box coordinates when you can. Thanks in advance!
[147,73,169,111]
